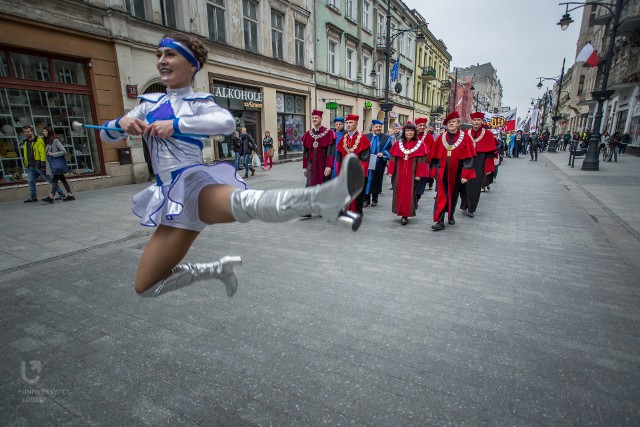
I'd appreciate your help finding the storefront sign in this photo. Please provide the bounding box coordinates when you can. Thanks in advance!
[212,86,263,109]
[126,85,138,98]
[326,102,339,110]
[364,101,373,110]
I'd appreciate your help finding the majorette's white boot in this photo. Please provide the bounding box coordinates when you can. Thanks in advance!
[230,153,364,231]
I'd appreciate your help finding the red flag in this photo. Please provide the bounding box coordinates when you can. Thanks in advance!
[576,42,599,67]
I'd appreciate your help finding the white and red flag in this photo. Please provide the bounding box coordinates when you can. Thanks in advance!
[576,42,599,67]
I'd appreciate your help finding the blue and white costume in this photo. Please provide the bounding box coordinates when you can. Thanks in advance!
[100,87,246,231]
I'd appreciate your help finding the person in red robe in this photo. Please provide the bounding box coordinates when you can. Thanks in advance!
[459,111,496,217]
[413,117,435,207]
[430,111,476,231]
[387,123,429,225]
[336,114,371,215]
[302,109,336,187]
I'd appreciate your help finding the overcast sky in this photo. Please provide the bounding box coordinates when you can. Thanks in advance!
[402,0,584,120]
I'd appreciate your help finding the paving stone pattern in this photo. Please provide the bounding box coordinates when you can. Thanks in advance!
[1,154,639,426]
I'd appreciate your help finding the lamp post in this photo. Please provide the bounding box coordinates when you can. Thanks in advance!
[536,57,566,139]
[369,0,426,134]
[557,0,622,170]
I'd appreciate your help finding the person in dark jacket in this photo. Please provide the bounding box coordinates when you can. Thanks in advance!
[232,130,242,170]
[240,127,256,177]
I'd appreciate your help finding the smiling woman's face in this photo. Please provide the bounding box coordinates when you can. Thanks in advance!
[156,47,195,89]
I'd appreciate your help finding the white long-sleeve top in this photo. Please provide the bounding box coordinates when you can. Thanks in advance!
[100,86,235,186]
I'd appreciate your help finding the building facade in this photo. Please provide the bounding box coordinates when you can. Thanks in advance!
[314,0,418,132]
[455,62,503,114]
[0,0,316,200]
[412,10,451,128]
[572,0,640,147]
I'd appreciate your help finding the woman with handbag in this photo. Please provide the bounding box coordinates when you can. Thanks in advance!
[41,127,74,203]
[262,131,274,170]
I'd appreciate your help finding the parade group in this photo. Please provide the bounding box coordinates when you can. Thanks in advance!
[301,109,503,231]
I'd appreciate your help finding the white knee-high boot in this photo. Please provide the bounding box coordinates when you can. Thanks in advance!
[230,153,364,230]
[140,256,242,298]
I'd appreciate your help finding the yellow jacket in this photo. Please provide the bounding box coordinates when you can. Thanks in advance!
[22,137,46,167]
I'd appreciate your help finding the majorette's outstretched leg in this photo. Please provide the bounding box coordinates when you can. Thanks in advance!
[140,255,242,298]
[230,153,364,231]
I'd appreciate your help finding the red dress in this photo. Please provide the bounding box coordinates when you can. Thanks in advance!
[388,138,430,217]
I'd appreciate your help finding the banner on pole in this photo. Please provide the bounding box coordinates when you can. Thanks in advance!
[481,108,517,132]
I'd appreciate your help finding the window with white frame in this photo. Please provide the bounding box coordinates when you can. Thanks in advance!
[406,37,412,58]
[376,63,383,91]
[399,33,405,56]
[328,0,338,10]
[362,54,370,85]
[125,0,146,19]
[377,13,384,39]
[271,11,284,60]
[406,75,412,98]
[346,47,354,80]
[295,22,305,67]
[346,0,356,21]
[243,0,258,53]
[328,40,338,75]
[207,0,226,43]
[399,72,404,94]
[362,1,371,30]
[162,0,177,29]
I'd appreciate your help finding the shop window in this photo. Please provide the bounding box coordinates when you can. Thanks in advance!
[10,53,51,82]
[53,60,86,85]
[125,0,146,19]
[243,0,258,53]
[271,11,284,60]
[162,0,178,29]
[0,89,99,184]
[0,50,8,77]
[207,0,226,43]
[295,22,305,67]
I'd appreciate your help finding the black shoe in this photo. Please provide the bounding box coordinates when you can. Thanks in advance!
[401,217,408,226]
[448,218,455,225]
[55,194,65,200]
[431,222,445,231]
[63,195,75,201]
[363,201,371,208]
[371,201,377,207]
[467,211,475,218]
[251,168,255,176]
[244,174,249,178]
[41,197,54,204]
[23,198,38,203]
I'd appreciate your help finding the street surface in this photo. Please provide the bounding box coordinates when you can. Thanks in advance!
[1,152,639,426]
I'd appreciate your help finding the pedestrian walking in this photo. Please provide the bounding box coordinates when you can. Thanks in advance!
[99,32,365,298]
[21,125,65,203]
[41,127,75,203]
[529,132,540,161]
[429,111,476,231]
[240,127,256,178]
[232,130,242,170]
[414,117,435,207]
[261,131,274,170]
[302,110,335,187]
[460,112,495,216]
[335,114,371,216]
[387,123,429,225]
[364,119,392,207]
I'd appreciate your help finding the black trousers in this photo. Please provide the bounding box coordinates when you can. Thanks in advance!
[459,152,488,213]
[530,147,538,160]
[51,174,71,195]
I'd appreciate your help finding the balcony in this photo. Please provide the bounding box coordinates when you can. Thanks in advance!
[375,36,396,55]
[420,66,437,81]
[440,80,451,92]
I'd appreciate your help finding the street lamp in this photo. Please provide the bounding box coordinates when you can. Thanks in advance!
[368,0,427,134]
[536,57,566,150]
[557,0,621,170]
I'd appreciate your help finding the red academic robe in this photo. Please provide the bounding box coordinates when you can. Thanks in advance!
[388,138,430,217]
[336,131,371,213]
[302,126,336,186]
[468,127,497,175]
[431,130,477,222]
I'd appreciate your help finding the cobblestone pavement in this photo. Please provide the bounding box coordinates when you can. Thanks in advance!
[1,153,639,426]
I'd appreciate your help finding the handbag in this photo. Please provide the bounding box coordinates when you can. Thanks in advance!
[267,148,274,158]
[47,155,69,174]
